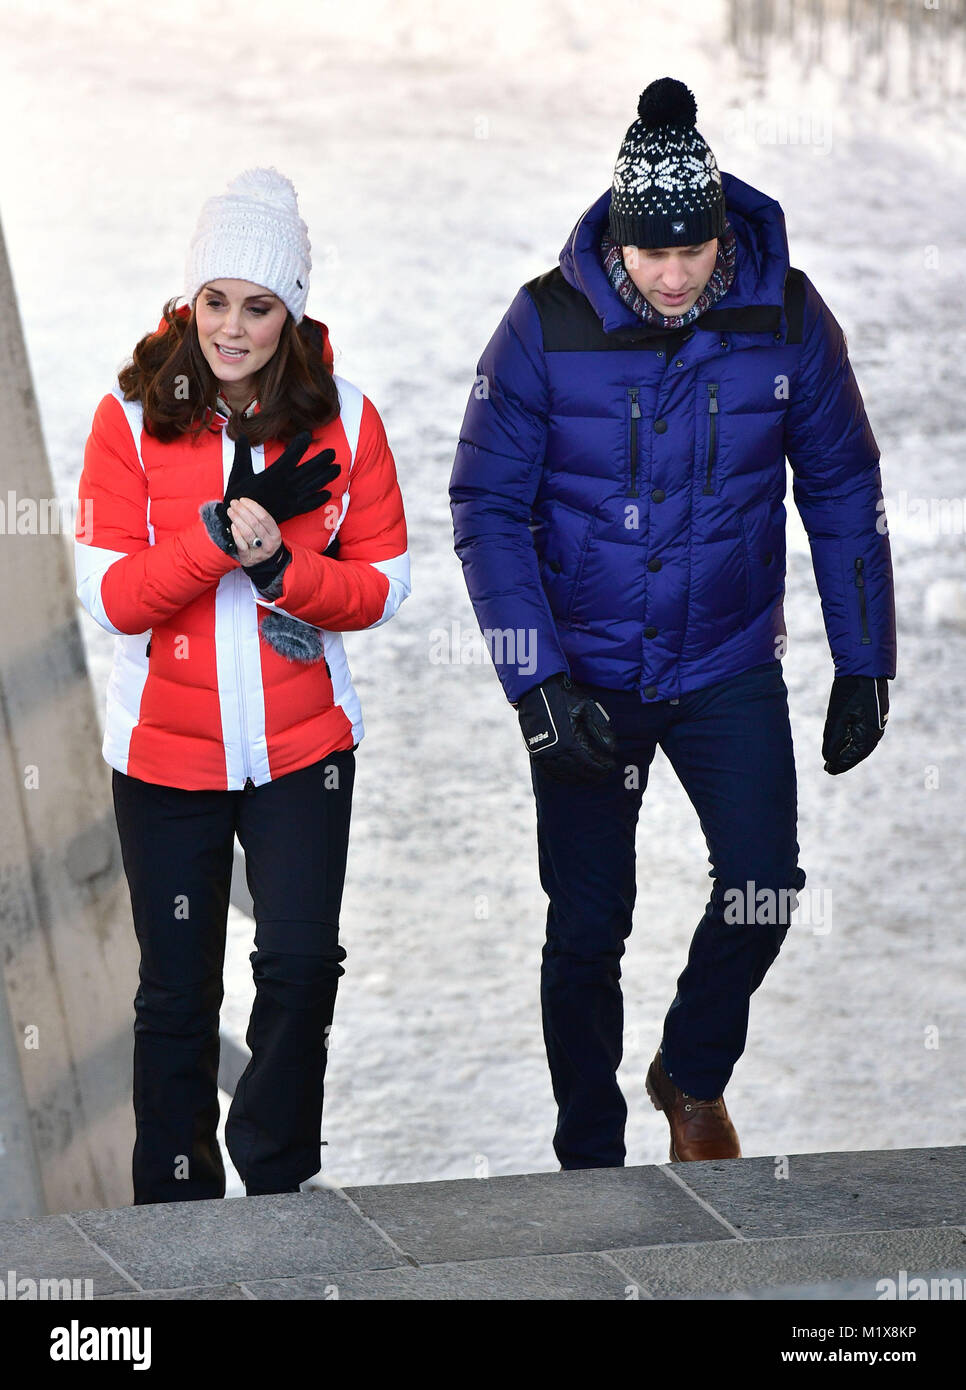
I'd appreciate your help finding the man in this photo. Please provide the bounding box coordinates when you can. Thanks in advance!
[449,77,896,1169]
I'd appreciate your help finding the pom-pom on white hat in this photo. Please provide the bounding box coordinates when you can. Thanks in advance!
[184,167,311,323]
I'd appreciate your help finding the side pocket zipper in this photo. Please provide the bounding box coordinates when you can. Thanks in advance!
[702,382,719,495]
[627,387,641,498]
[854,556,871,645]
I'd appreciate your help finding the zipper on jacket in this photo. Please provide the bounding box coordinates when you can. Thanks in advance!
[233,575,255,789]
[627,388,641,498]
[702,383,719,495]
[854,556,871,645]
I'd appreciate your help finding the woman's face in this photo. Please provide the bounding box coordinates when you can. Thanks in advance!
[194,278,288,401]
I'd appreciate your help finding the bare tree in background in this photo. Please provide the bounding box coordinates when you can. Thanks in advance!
[727,0,965,103]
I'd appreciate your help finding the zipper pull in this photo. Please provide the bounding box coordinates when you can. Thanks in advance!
[853,557,871,644]
[244,777,256,795]
[145,637,152,657]
[627,387,641,499]
[703,383,719,495]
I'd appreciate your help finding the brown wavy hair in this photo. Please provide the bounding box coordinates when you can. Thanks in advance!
[116,297,340,446]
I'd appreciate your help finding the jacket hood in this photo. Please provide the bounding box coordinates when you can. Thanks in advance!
[558,172,791,334]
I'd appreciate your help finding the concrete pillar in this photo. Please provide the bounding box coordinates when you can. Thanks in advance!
[0,215,139,1217]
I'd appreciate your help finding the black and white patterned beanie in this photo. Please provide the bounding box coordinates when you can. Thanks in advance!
[609,77,726,249]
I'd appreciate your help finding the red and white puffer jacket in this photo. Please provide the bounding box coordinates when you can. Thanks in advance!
[74,315,410,792]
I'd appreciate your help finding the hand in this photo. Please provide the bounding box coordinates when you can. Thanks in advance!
[229,432,340,524]
[822,675,890,775]
[226,497,283,567]
[516,673,617,784]
[212,432,341,555]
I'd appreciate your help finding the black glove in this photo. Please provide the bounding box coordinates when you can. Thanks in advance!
[822,675,890,775]
[515,674,617,785]
[211,432,340,556]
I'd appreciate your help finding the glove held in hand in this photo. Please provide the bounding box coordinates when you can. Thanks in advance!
[211,431,340,556]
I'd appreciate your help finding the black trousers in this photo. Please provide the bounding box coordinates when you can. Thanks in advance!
[111,752,355,1203]
[531,661,807,1169]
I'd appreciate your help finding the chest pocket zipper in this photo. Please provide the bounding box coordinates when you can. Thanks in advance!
[854,557,871,644]
[627,387,641,498]
[702,382,719,495]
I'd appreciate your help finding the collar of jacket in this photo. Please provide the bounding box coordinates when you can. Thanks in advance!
[214,390,259,420]
[558,171,793,350]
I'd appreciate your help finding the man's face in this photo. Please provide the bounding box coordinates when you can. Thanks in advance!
[621,240,718,315]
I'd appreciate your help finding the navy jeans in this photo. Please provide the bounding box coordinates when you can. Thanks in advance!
[530,659,806,1169]
[112,751,355,1203]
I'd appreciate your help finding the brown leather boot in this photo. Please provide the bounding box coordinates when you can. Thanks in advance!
[645,1048,741,1162]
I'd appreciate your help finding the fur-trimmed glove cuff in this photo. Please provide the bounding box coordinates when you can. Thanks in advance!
[200,499,237,556]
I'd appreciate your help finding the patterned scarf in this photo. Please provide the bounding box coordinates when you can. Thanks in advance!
[600,221,737,329]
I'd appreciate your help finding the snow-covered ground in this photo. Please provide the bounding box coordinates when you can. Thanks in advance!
[1,0,963,1196]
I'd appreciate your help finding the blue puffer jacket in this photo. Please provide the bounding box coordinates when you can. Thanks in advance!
[450,172,897,705]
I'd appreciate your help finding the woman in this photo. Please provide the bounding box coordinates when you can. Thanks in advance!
[74,167,410,1202]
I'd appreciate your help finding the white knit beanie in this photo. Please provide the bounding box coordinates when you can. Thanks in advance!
[184,167,311,323]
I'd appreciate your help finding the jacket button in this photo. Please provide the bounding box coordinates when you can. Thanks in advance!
[644,685,658,699]
[548,560,562,574]
[657,350,665,357]
[651,488,666,503]
[644,625,658,639]
[653,418,668,433]
[719,339,728,349]
[648,558,662,572]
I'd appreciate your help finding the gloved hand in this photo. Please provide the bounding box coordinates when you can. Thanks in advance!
[515,673,617,784]
[211,432,340,556]
[823,675,890,775]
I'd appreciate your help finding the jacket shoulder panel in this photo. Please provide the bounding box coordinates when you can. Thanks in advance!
[525,264,807,351]
[782,267,806,345]
[108,386,147,472]
[332,374,364,470]
[524,266,635,352]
